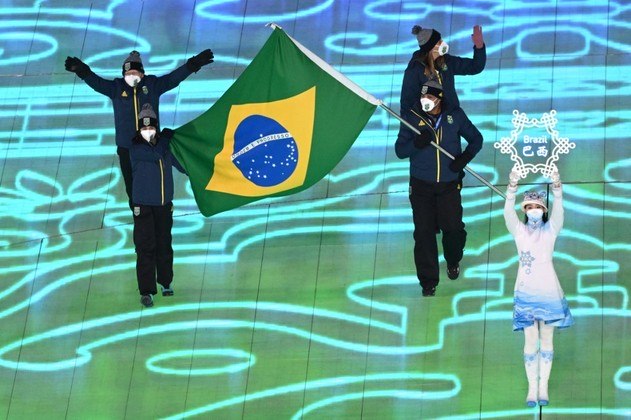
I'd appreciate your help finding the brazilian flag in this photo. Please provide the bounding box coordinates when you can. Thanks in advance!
[170,25,380,217]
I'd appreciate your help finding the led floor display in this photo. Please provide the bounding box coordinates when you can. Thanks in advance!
[0,1,630,418]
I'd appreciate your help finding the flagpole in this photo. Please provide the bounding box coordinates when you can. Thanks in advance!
[379,103,506,199]
[266,23,504,199]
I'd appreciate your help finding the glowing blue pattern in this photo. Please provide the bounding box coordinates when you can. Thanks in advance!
[0,0,629,418]
[145,348,255,376]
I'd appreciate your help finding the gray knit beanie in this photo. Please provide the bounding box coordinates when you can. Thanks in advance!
[412,25,442,54]
[138,103,158,128]
[122,50,144,75]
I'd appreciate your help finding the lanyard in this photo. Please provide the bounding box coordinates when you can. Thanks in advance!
[410,109,442,131]
[431,113,442,131]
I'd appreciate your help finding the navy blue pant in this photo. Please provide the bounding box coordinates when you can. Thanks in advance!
[133,203,174,295]
[409,178,466,289]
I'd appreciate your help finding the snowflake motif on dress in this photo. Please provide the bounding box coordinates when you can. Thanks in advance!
[519,251,535,274]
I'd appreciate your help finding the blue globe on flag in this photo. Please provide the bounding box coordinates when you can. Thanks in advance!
[231,115,298,187]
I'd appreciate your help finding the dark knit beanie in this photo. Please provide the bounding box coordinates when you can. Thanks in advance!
[412,25,442,54]
[138,103,158,128]
[122,50,144,75]
[421,80,443,99]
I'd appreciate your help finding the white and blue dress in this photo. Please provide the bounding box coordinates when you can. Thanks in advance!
[504,186,574,331]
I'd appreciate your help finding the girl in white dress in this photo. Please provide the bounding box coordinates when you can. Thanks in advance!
[504,170,573,407]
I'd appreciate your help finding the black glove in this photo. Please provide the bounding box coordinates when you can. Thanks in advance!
[186,49,214,72]
[449,150,474,173]
[161,128,174,139]
[413,127,433,149]
[64,56,91,79]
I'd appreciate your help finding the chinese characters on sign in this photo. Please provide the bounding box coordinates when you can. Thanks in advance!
[522,135,549,157]
[494,110,575,181]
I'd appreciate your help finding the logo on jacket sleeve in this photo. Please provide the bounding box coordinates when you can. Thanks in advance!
[447,115,453,124]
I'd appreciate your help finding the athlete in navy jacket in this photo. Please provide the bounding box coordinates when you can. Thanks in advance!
[400,25,485,118]
[65,49,212,208]
[129,104,186,308]
[396,80,483,297]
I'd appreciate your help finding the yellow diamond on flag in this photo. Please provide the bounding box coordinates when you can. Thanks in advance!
[206,87,315,197]
[169,27,378,217]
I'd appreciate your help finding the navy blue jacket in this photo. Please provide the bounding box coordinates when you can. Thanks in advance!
[130,129,186,206]
[400,45,486,117]
[395,103,483,183]
[82,64,192,149]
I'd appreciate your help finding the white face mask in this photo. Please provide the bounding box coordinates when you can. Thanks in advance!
[420,97,436,112]
[141,129,156,142]
[437,41,449,56]
[125,74,141,87]
[526,208,544,221]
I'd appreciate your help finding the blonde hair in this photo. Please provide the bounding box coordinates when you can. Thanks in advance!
[421,53,446,78]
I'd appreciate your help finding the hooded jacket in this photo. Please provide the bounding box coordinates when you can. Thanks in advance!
[130,129,186,206]
[82,64,193,149]
[395,102,483,183]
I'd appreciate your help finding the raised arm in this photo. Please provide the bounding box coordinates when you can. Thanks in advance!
[504,171,521,236]
[448,45,486,76]
[154,49,214,94]
[448,25,486,76]
[65,56,116,98]
[548,171,564,233]
[153,63,193,95]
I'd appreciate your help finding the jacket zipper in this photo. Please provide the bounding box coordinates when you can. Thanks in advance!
[436,128,442,182]
[411,110,442,182]
[159,158,165,205]
[133,86,139,131]
[432,70,444,182]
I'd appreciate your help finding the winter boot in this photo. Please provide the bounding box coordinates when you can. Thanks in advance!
[538,350,554,406]
[524,352,538,407]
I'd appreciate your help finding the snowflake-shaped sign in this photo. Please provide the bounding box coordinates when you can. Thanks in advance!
[494,110,575,180]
